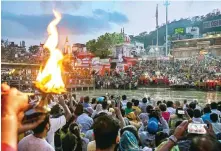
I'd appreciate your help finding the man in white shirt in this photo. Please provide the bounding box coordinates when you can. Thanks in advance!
[46,95,72,148]
[167,101,176,115]
[121,95,128,109]
[139,98,148,113]
[18,115,54,151]
[183,100,188,110]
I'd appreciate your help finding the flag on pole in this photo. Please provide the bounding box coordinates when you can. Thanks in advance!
[156,4,158,28]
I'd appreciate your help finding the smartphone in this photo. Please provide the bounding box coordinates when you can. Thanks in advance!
[178,110,185,115]
[188,123,207,134]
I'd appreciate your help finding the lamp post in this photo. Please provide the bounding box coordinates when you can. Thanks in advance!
[164,0,170,56]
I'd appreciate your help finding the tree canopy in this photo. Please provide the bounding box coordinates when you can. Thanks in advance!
[86,32,124,58]
[28,45,40,54]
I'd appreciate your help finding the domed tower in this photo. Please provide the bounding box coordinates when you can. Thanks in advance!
[121,28,130,43]
[39,43,44,56]
[63,36,71,54]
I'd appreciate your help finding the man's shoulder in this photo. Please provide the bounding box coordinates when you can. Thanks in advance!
[50,115,66,123]
[18,135,54,151]
[18,134,33,144]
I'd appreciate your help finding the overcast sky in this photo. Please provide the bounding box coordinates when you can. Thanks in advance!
[1,1,221,48]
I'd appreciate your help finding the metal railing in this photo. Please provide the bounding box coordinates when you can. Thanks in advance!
[66,78,95,90]
[2,78,96,91]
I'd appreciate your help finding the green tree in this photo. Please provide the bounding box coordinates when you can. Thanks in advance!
[29,45,39,54]
[86,32,124,58]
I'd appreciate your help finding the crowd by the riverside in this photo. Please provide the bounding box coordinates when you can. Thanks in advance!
[2,55,221,90]
[95,58,221,89]
[2,82,221,151]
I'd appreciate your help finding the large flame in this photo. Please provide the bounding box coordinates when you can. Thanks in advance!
[35,10,65,94]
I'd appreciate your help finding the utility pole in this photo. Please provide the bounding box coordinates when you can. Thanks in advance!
[164,0,170,56]
[156,4,159,68]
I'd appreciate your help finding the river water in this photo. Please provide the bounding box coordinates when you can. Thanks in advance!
[72,88,221,105]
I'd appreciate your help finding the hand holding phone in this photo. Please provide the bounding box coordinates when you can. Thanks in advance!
[188,123,207,134]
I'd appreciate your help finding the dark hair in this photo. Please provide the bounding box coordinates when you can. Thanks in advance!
[74,103,84,116]
[210,113,218,123]
[186,108,194,118]
[211,102,217,110]
[122,95,127,100]
[155,132,169,146]
[189,135,221,151]
[189,102,196,110]
[142,98,147,103]
[63,94,68,100]
[110,95,114,99]
[203,106,211,114]
[93,115,120,149]
[131,99,135,103]
[193,109,201,118]
[218,105,221,112]
[103,96,107,101]
[92,98,97,104]
[157,101,162,106]
[70,123,82,151]
[50,104,63,117]
[175,101,181,108]
[159,103,167,112]
[62,123,82,151]
[126,102,133,109]
[33,114,50,134]
[184,100,187,104]
[149,110,160,120]
[102,101,108,110]
[84,96,90,103]
[146,105,153,113]
[93,112,108,120]
[61,116,75,134]
[166,101,173,108]
[134,100,139,106]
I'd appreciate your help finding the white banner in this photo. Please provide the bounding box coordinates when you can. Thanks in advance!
[92,57,100,65]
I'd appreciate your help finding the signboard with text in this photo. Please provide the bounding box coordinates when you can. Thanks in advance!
[203,19,221,29]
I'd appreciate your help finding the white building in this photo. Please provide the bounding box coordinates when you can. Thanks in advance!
[112,33,145,58]
[131,41,145,56]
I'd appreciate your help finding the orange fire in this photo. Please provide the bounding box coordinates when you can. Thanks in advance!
[35,10,65,94]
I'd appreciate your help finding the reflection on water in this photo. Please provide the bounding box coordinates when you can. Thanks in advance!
[73,88,221,105]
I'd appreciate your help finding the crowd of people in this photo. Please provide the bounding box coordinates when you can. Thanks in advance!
[2,83,221,151]
[1,54,221,90]
[95,58,221,90]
